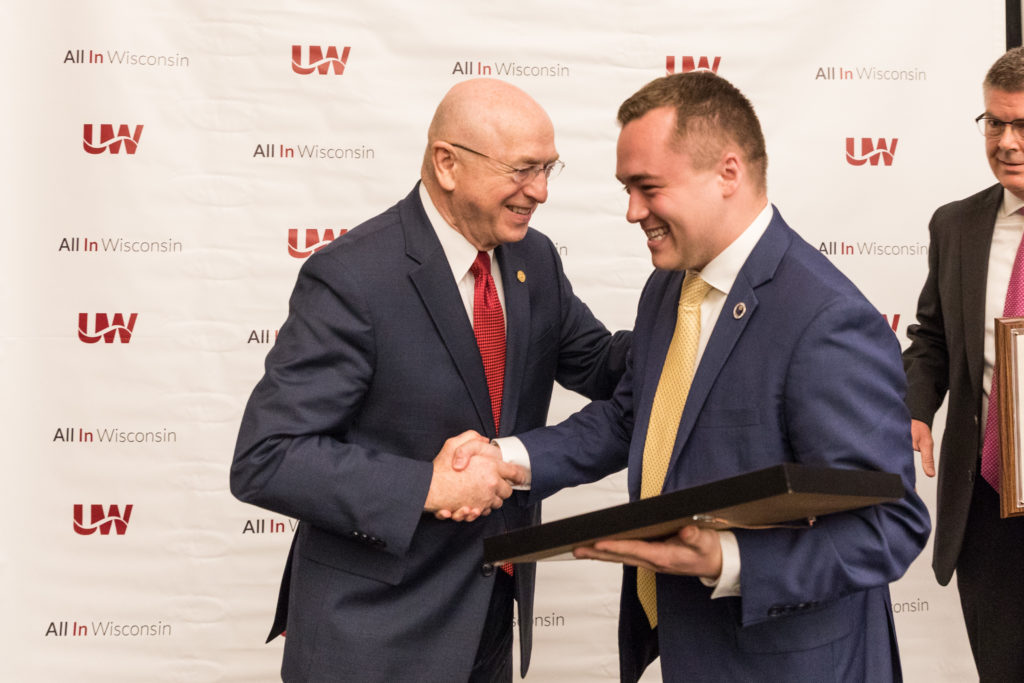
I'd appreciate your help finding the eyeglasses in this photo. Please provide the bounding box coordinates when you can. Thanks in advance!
[975,114,1024,139]
[447,142,565,184]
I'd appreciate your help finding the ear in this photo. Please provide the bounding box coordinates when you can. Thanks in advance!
[717,151,742,198]
[432,142,458,192]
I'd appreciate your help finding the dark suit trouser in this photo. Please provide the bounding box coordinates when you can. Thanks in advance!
[957,475,1024,682]
[468,570,514,683]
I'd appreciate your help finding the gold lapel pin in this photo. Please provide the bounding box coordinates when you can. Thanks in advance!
[733,302,746,319]
[517,270,526,283]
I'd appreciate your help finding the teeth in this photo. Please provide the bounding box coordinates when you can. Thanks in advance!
[645,227,669,240]
[509,206,530,215]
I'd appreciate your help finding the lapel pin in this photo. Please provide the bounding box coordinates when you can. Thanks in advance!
[733,302,746,319]
[517,270,526,283]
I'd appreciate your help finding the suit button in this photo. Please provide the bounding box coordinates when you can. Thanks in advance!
[767,606,782,617]
[480,563,495,577]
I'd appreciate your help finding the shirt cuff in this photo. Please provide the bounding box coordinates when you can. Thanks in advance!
[700,530,741,598]
[492,437,532,490]
[491,436,532,489]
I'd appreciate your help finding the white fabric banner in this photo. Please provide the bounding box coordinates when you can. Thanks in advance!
[2,1,1003,680]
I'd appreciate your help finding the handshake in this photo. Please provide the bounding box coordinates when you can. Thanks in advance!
[422,431,530,522]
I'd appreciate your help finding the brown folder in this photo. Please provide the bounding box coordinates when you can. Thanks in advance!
[484,464,904,564]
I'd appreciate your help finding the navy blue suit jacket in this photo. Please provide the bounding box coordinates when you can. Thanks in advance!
[520,209,930,682]
[231,185,629,682]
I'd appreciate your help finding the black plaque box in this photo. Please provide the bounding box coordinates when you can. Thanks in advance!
[484,464,904,564]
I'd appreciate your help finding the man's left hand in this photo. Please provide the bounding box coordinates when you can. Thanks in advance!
[573,525,723,580]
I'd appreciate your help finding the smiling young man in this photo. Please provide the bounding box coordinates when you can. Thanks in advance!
[230,78,630,682]
[904,47,1024,680]
[458,70,929,681]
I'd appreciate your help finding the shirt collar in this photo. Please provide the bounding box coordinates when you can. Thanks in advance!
[695,201,773,296]
[419,182,488,280]
[1001,187,1024,217]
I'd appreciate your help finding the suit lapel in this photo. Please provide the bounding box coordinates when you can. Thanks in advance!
[495,245,530,437]
[961,184,1001,399]
[652,211,790,493]
[401,186,495,435]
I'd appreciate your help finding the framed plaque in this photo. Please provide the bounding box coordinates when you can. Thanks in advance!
[483,464,905,564]
[995,317,1024,517]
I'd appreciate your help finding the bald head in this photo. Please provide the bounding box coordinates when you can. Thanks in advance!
[425,79,553,158]
[420,79,559,251]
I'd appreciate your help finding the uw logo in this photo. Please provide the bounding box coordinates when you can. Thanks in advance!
[83,124,143,155]
[666,56,721,75]
[73,504,133,535]
[288,228,347,258]
[78,313,138,344]
[846,138,898,166]
[291,45,351,75]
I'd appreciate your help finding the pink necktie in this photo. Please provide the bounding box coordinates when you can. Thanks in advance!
[980,227,1024,490]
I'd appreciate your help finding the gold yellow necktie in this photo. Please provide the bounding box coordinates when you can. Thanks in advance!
[637,272,712,629]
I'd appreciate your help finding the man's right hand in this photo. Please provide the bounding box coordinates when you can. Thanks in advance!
[451,439,503,471]
[910,419,935,477]
[423,431,527,522]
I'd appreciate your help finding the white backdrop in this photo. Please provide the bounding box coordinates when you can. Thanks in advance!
[1,1,1006,680]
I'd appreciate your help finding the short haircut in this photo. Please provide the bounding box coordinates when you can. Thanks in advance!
[985,47,1024,93]
[618,71,767,191]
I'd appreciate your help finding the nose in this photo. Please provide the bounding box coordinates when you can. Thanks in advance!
[522,171,549,203]
[998,123,1021,151]
[625,190,649,224]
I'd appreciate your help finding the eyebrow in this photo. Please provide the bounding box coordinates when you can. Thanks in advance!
[617,173,656,185]
[516,155,560,167]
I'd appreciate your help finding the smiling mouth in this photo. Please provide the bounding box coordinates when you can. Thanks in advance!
[508,205,532,215]
[644,226,669,241]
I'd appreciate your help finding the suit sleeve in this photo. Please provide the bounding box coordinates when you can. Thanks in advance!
[734,296,931,626]
[522,360,636,502]
[230,252,432,558]
[902,211,951,427]
[517,267,660,502]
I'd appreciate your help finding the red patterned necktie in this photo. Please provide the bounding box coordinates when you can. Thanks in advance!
[471,251,505,434]
[980,227,1024,491]
[470,251,512,575]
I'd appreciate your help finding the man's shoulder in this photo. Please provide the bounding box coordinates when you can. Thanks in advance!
[760,220,876,317]
[932,183,1002,222]
[318,201,406,260]
[309,186,428,270]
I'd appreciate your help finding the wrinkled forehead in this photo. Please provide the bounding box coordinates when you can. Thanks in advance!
[474,106,558,164]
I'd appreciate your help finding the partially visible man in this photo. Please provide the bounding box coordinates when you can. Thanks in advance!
[230,78,630,682]
[457,71,929,681]
[903,46,1024,681]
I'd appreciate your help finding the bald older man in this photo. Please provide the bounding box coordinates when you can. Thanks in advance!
[231,79,631,682]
